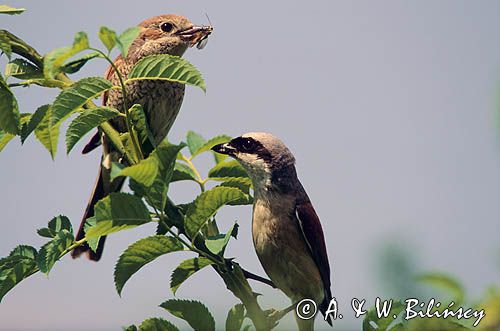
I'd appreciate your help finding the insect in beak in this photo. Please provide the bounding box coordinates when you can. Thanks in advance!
[196,14,213,50]
[176,24,213,49]
[196,34,209,49]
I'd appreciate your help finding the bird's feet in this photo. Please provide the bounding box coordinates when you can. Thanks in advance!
[265,303,297,329]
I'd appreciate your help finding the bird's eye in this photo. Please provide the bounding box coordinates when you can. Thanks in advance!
[160,22,174,33]
[240,138,256,153]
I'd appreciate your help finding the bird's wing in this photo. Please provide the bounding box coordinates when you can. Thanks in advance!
[295,201,331,288]
[295,201,333,323]
[81,55,124,154]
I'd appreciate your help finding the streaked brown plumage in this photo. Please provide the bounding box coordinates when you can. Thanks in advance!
[71,14,212,261]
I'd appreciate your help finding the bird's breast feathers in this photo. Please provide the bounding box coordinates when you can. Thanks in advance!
[252,197,324,302]
[106,78,185,142]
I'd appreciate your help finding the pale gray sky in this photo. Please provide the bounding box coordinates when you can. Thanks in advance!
[1,1,499,330]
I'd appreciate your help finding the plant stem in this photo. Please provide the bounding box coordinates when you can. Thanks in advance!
[154,208,223,266]
[89,47,143,162]
[8,79,69,89]
[65,238,88,253]
[219,263,271,331]
[181,154,205,191]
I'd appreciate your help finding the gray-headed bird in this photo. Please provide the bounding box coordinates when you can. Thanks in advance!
[212,132,333,331]
[71,15,212,261]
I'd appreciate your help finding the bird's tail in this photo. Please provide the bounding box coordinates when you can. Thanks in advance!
[71,163,124,261]
[319,288,334,327]
[293,295,333,331]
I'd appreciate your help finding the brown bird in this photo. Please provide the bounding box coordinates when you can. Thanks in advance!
[71,14,212,261]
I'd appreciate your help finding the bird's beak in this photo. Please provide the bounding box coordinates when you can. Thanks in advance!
[176,25,213,48]
[211,143,236,155]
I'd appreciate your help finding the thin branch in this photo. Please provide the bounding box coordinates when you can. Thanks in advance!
[181,154,205,192]
[241,268,276,288]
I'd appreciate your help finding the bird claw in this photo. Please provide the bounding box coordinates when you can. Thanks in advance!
[265,307,293,329]
[264,308,279,318]
[264,309,281,329]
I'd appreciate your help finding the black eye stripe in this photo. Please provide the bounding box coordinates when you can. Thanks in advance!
[229,137,273,162]
[230,137,258,152]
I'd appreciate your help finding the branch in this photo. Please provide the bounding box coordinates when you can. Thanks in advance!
[241,267,276,288]
[218,263,273,331]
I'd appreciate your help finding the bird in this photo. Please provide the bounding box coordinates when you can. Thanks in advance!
[212,132,333,331]
[71,14,212,261]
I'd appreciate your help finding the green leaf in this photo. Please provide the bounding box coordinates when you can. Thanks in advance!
[226,304,245,331]
[51,77,112,127]
[110,162,125,180]
[185,187,248,238]
[5,59,42,79]
[8,245,38,260]
[208,160,250,183]
[192,135,232,159]
[214,153,228,164]
[362,300,405,331]
[123,325,138,331]
[219,179,251,194]
[62,52,101,74]
[130,143,184,210]
[37,215,73,238]
[34,105,61,159]
[20,104,49,144]
[0,5,25,15]
[36,230,74,274]
[0,74,20,134]
[139,317,179,331]
[472,288,500,330]
[170,257,214,295]
[0,258,38,302]
[113,154,159,186]
[0,130,14,152]
[85,193,152,239]
[416,272,465,305]
[1,245,37,274]
[120,132,139,163]
[98,26,117,52]
[186,131,205,155]
[114,236,184,296]
[0,36,12,59]
[0,30,43,66]
[129,104,154,145]
[160,299,215,331]
[0,247,38,303]
[44,31,89,79]
[82,217,100,253]
[218,180,253,205]
[171,162,197,182]
[66,106,120,153]
[127,54,206,92]
[205,222,239,255]
[117,27,140,58]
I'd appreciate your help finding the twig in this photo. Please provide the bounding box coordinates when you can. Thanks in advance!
[241,268,276,288]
